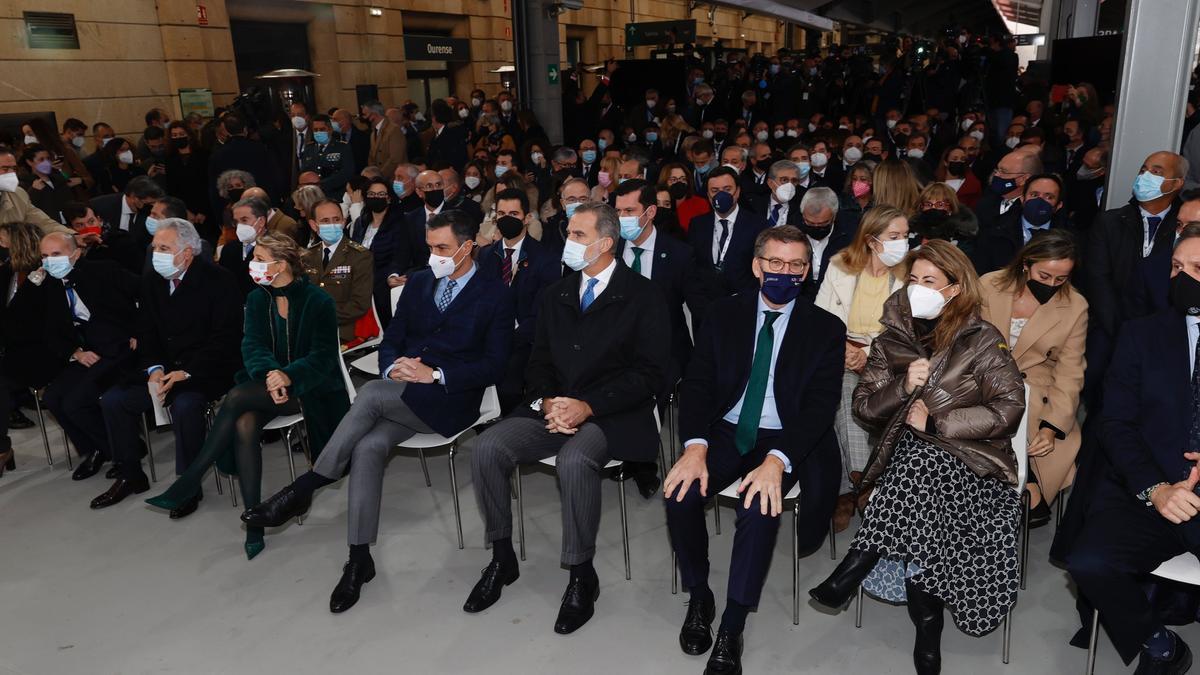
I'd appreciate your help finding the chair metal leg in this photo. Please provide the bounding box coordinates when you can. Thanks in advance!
[229,474,238,507]
[618,472,630,581]
[1056,488,1066,528]
[829,517,837,560]
[63,430,72,470]
[855,585,864,628]
[1020,489,1030,591]
[1086,607,1100,675]
[793,500,800,625]
[283,427,301,525]
[515,470,526,561]
[713,497,722,535]
[1002,609,1012,664]
[671,550,678,595]
[32,392,53,466]
[140,415,158,483]
[667,392,678,466]
[418,448,432,487]
[449,443,463,549]
[214,468,224,495]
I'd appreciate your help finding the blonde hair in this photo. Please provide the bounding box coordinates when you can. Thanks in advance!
[871,159,921,216]
[918,182,962,214]
[254,234,304,279]
[841,206,908,274]
[597,156,621,193]
[1,222,43,274]
[291,185,326,219]
[905,239,983,353]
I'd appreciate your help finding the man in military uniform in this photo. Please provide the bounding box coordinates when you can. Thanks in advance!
[299,114,355,202]
[301,199,375,345]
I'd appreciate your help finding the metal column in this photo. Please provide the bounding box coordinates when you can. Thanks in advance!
[512,0,564,144]
[1105,0,1200,210]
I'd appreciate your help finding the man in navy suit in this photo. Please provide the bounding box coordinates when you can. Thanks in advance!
[689,166,769,295]
[243,210,514,615]
[476,188,561,413]
[972,173,1070,275]
[664,225,844,674]
[1067,226,1200,673]
[796,186,857,298]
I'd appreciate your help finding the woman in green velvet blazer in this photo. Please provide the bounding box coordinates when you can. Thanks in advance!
[146,234,350,559]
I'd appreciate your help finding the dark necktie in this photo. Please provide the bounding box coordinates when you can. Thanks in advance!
[322,247,331,269]
[716,218,730,266]
[1147,216,1164,252]
[501,248,514,286]
[735,311,782,455]
[65,285,82,323]
[169,279,179,295]
[769,204,782,226]
[1191,322,1200,452]
[631,247,644,275]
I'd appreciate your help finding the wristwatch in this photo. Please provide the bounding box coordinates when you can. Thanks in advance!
[1138,482,1169,507]
[431,369,442,384]
[530,397,544,413]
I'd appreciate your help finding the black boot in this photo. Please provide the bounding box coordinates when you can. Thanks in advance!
[906,579,944,675]
[809,548,881,610]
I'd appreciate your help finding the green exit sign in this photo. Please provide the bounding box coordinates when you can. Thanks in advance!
[548,64,560,84]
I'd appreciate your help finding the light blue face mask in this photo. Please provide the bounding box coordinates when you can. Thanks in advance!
[598,138,608,151]
[144,216,160,236]
[561,237,601,271]
[619,210,648,241]
[393,180,406,198]
[313,131,331,145]
[151,251,179,279]
[1133,171,1174,203]
[331,121,342,134]
[318,223,344,244]
[565,202,581,218]
[645,132,658,143]
[494,164,510,178]
[581,149,597,164]
[42,255,73,279]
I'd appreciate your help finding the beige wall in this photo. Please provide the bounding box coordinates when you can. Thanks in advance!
[0,0,796,140]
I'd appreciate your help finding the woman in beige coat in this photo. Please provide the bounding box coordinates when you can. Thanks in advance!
[979,229,1086,527]
[815,205,909,530]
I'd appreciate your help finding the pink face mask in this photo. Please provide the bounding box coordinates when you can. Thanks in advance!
[597,171,612,187]
[852,180,872,199]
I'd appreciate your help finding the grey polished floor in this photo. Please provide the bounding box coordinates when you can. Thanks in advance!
[0,414,1172,675]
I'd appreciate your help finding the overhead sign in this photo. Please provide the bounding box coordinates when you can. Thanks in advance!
[625,20,696,47]
[1014,33,1047,47]
[403,35,471,61]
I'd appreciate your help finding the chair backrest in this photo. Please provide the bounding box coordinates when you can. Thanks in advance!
[682,304,695,341]
[1012,382,1030,494]
[475,385,501,425]
[370,300,383,339]
[652,401,662,433]
[390,284,404,313]
[338,328,358,403]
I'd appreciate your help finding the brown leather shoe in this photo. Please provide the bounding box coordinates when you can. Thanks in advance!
[833,493,856,533]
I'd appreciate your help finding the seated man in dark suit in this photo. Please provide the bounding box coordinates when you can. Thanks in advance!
[92,219,242,513]
[1066,226,1200,674]
[797,186,857,298]
[220,196,272,298]
[475,188,560,413]
[402,169,450,273]
[665,225,844,674]
[89,175,164,255]
[744,160,802,227]
[243,210,514,615]
[38,231,140,481]
[689,166,769,295]
[147,196,215,266]
[972,173,1069,275]
[462,202,670,635]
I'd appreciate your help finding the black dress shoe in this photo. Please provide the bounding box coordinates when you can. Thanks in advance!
[704,630,744,675]
[463,560,519,613]
[906,580,944,675]
[329,559,376,614]
[90,475,150,509]
[240,487,312,527]
[809,548,882,610]
[1136,636,1192,675]
[169,492,202,520]
[72,452,107,481]
[8,408,34,429]
[554,576,599,634]
[679,593,716,655]
[105,463,121,480]
[1028,499,1051,529]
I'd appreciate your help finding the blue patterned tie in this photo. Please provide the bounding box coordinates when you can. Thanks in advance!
[580,277,599,312]
[437,278,457,312]
[769,204,782,226]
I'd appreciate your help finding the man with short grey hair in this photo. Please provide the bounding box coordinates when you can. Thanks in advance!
[463,200,670,635]
[797,186,853,295]
[92,217,242,513]
[221,197,272,295]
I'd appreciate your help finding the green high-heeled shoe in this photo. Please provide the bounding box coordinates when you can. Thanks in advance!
[145,482,200,511]
[245,527,265,560]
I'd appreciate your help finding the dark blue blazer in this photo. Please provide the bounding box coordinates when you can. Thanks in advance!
[350,205,413,283]
[803,217,858,299]
[1097,308,1200,548]
[403,206,432,273]
[476,236,560,348]
[687,207,768,295]
[678,292,846,554]
[377,267,515,437]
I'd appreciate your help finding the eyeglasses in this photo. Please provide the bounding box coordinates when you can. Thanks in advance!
[758,256,809,274]
[561,195,588,204]
[921,200,951,210]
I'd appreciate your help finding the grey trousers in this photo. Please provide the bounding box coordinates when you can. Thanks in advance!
[312,379,433,546]
[470,416,610,566]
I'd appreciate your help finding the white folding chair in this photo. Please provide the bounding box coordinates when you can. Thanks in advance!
[853,383,1030,665]
[513,406,662,582]
[400,385,503,549]
[341,302,386,357]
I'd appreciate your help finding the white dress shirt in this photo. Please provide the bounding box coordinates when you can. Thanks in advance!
[1139,204,1173,257]
[119,197,135,231]
[999,197,1018,215]
[424,202,445,223]
[622,227,657,279]
[808,235,831,281]
[580,258,617,301]
[767,197,790,227]
[1189,316,1200,376]
[503,235,526,269]
[712,205,739,265]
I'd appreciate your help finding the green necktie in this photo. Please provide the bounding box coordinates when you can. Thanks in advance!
[631,246,644,275]
[735,311,781,455]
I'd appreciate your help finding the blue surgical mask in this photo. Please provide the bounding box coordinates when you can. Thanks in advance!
[645,132,658,143]
[318,223,344,244]
[1133,171,1173,203]
[760,272,804,305]
[619,211,647,241]
[144,217,160,235]
[313,131,331,145]
[42,255,73,279]
[711,190,735,215]
[796,161,811,177]
[151,251,180,279]
[564,202,581,218]
[331,121,342,134]
[494,164,509,178]
[581,149,597,164]
[393,180,406,198]
[598,138,608,151]
[769,64,781,75]
[561,237,601,271]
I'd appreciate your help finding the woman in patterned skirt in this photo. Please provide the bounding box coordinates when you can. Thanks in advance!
[808,240,1026,674]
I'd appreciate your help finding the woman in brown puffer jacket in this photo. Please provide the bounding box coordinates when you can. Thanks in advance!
[808,239,1026,675]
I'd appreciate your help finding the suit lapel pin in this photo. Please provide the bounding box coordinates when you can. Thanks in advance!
[660,252,666,258]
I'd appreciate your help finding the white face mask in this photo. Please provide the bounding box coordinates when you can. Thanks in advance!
[810,152,828,168]
[429,240,468,279]
[961,118,975,131]
[886,119,898,129]
[236,223,259,244]
[773,129,785,139]
[907,283,952,319]
[248,260,278,286]
[873,236,909,267]
[907,148,925,160]
[1005,136,1021,149]
[969,130,985,141]
[292,116,307,131]
[701,129,714,139]
[118,150,134,164]
[23,134,37,145]
[785,129,799,138]
[755,130,769,142]
[843,146,864,163]
[0,172,18,193]
[464,175,481,190]
[774,182,796,203]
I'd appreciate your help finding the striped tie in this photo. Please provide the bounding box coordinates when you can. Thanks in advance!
[501,248,514,286]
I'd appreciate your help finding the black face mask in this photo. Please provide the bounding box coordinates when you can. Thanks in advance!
[171,137,189,150]
[227,188,244,202]
[913,208,953,240]
[496,215,524,240]
[423,189,444,209]
[892,133,909,147]
[365,197,389,214]
[1170,271,1200,316]
[803,222,833,240]
[654,207,675,227]
[1026,278,1061,305]
[946,160,967,177]
[668,182,688,201]
[864,152,883,163]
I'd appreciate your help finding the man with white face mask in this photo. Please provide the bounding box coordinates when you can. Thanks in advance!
[464,201,670,635]
[0,148,72,236]
[220,196,271,296]
[244,209,514,615]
